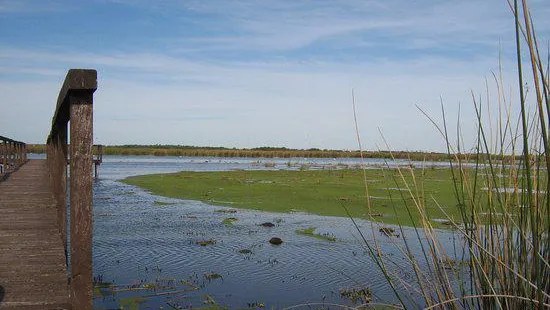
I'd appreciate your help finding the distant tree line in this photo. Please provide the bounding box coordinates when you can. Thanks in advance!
[25,144,522,162]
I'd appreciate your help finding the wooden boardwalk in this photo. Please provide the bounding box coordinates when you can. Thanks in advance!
[0,160,70,309]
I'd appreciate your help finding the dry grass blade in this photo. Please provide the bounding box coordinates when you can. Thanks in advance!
[355,1,549,309]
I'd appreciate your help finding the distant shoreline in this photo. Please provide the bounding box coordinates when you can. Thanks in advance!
[25,144,517,162]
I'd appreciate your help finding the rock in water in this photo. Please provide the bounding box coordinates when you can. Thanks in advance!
[269,237,283,245]
[260,222,275,227]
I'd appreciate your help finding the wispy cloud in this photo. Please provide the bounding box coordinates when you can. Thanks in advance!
[157,0,519,59]
[0,0,548,150]
[0,0,72,13]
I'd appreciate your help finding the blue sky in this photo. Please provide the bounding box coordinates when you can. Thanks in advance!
[1,0,549,151]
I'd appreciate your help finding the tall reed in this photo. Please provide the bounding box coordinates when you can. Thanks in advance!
[357,0,549,308]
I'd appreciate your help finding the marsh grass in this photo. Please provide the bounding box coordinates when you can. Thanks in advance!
[123,168,467,227]
[356,1,550,308]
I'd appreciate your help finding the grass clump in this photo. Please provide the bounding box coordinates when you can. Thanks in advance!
[356,1,550,308]
[124,167,530,227]
[221,217,238,227]
[296,227,337,242]
[204,272,223,281]
[339,286,372,304]
[196,239,216,246]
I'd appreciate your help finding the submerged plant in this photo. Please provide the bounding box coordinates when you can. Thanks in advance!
[196,239,217,246]
[354,1,550,308]
[296,227,337,242]
[222,217,238,227]
[339,286,372,304]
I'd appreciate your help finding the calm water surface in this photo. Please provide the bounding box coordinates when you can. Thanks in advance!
[85,156,461,309]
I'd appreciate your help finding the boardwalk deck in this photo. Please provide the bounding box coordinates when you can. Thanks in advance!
[0,160,70,309]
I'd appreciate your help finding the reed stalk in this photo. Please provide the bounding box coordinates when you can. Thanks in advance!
[358,1,550,308]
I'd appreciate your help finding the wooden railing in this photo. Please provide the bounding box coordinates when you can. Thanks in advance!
[46,69,97,310]
[0,135,27,180]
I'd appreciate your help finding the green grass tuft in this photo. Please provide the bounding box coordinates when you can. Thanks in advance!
[295,227,337,242]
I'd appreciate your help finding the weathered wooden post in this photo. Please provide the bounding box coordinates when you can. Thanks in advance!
[47,69,96,309]
[5,141,9,173]
[1,140,6,174]
[8,141,13,172]
[69,86,94,309]
[16,143,21,166]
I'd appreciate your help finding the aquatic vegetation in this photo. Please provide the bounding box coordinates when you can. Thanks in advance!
[339,286,372,304]
[124,169,472,227]
[195,294,228,310]
[221,217,238,227]
[204,272,223,281]
[120,296,146,310]
[246,301,265,308]
[93,274,204,309]
[196,239,216,246]
[93,275,114,298]
[378,227,399,238]
[238,248,252,254]
[214,208,238,214]
[296,227,337,242]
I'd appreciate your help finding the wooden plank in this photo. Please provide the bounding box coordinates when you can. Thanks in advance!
[0,159,70,310]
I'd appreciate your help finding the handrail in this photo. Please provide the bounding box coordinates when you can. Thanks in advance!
[46,69,97,310]
[0,135,27,180]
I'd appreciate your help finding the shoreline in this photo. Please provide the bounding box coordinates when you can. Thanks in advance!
[26,144,520,162]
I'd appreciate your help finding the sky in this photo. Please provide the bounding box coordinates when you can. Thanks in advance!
[1,0,549,152]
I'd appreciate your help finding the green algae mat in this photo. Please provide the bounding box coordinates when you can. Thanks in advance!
[124,168,480,227]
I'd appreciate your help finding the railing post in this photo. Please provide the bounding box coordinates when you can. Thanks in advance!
[8,142,13,172]
[16,143,21,166]
[69,90,94,309]
[19,143,24,165]
[2,141,6,174]
[11,142,15,170]
[46,69,96,309]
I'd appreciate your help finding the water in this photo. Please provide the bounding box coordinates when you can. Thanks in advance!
[82,156,463,309]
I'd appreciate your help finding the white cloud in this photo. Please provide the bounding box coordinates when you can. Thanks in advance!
[162,0,522,56]
[0,47,500,151]
[1,0,548,151]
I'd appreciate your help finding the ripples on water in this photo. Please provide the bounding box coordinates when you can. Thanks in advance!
[86,156,462,309]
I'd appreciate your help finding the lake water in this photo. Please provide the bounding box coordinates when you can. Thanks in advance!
[37,155,462,309]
